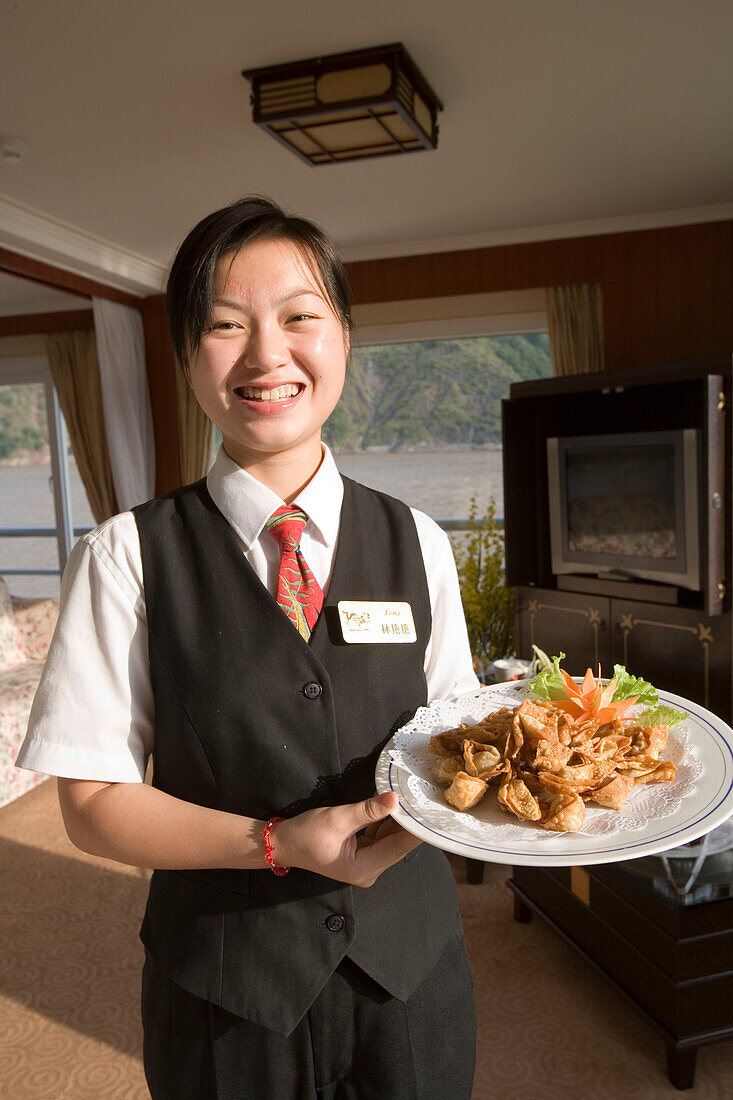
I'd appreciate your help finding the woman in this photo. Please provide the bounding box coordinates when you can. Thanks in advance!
[18,197,478,1098]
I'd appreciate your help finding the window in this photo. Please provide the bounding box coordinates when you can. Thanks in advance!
[325,289,552,523]
[0,356,94,597]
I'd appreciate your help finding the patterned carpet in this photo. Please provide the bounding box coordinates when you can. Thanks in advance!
[1,780,732,1099]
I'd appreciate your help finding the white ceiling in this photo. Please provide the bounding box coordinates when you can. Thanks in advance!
[1,0,732,299]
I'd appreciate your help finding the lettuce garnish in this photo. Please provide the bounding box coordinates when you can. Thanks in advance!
[528,649,683,724]
[638,704,686,728]
[610,665,658,706]
[527,648,570,700]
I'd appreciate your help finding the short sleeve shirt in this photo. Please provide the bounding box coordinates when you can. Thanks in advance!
[17,446,479,782]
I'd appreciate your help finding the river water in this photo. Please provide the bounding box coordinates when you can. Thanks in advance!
[0,450,504,597]
[335,449,503,520]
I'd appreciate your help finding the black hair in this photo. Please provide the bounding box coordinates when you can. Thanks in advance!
[166,196,352,371]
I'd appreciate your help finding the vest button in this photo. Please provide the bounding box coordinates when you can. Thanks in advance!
[325,914,345,932]
[303,681,322,699]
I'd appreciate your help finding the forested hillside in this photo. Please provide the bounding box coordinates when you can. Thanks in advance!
[0,334,551,461]
[323,333,551,451]
[0,384,48,461]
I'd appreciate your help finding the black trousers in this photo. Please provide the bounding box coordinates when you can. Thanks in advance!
[142,933,476,1099]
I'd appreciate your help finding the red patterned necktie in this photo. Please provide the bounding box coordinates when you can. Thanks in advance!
[265,505,324,640]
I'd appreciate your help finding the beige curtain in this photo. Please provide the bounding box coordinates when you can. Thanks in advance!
[547,283,604,376]
[43,331,117,523]
[175,369,216,484]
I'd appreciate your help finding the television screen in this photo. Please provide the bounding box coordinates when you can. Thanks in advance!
[547,429,700,590]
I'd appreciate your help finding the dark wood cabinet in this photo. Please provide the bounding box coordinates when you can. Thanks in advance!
[509,863,733,1089]
[505,358,733,721]
[516,587,611,672]
[516,585,732,721]
[611,598,732,721]
[500,361,733,1089]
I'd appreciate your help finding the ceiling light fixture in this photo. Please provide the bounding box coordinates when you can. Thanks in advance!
[243,43,442,166]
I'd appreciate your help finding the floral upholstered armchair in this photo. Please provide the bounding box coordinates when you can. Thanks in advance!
[0,577,58,808]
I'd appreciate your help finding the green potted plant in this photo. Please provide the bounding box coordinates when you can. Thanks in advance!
[452,497,515,676]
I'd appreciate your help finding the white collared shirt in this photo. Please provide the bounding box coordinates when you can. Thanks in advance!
[17,446,479,783]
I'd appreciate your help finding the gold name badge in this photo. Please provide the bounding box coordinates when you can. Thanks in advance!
[337,601,417,644]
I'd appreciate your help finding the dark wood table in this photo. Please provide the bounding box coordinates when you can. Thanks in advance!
[503,855,733,1089]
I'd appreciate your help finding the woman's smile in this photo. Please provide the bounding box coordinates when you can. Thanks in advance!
[232,380,306,415]
[236,382,303,403]
[188,237,348,475]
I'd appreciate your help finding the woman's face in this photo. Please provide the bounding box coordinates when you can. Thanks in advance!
[189,237,348,472]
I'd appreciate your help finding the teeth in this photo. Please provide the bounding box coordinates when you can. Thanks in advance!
[240,384,300,401]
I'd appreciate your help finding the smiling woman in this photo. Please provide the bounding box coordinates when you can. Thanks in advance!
[164,197,353,499]
[166,197,352,371]
[188,238,349,495]
[16,196,478,1100]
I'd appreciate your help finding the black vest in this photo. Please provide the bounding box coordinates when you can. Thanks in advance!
[134,477,462,1036]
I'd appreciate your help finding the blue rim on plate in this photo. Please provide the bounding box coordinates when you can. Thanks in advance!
[374,684,733,867]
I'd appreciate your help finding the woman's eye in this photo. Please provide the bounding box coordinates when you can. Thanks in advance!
[210,321,240,332]
[288,313,316,323]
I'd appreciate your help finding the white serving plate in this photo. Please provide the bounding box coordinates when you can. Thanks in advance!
[375,683,733,867]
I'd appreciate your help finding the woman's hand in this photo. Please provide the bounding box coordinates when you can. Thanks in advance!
[56,780,420,884]
[271,791,422,888]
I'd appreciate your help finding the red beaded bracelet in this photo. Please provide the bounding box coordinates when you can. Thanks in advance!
[262,816,289,876]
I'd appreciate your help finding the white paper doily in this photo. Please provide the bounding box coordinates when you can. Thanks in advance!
[375,683,733,866]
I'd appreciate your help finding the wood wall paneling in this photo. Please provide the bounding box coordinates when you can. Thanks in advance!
[346,221,733,369]
[139,294,182,494]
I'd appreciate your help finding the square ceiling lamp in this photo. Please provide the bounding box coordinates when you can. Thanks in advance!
[242,43,442,166]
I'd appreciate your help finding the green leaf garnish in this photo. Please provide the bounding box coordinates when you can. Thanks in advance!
[527,651,684,728]
[638,704,686,728]
[527,649,570,700]
[611,664,658,706]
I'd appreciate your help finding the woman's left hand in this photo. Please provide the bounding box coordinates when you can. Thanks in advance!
[270,791,422,887]
[357,815,414,848]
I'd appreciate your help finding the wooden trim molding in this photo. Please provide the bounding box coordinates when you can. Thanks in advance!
[0,247,139,309]
[0,310,95,337]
